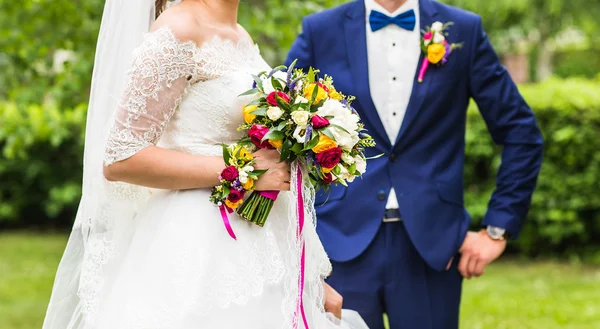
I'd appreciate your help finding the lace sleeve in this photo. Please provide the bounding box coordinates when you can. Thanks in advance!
[104,28,200,165]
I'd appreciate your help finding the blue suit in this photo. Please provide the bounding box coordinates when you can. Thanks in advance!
[286,1,543,328]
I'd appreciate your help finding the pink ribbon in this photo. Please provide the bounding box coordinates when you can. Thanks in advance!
[219,204,237,240]
[417,57,429,83]
[293,166,310,329]
[257,190,280,200]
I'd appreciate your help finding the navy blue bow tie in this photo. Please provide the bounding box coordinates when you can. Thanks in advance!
[369,9,416,32]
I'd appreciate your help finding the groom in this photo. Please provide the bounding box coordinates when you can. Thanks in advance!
[286,0,543,328]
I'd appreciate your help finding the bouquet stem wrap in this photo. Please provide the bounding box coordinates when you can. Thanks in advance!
[237,190,279,226]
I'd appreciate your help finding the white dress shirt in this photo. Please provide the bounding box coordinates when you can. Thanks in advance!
[365,0,421,210]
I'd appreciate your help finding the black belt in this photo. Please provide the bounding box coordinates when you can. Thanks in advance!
[383,208,402,223]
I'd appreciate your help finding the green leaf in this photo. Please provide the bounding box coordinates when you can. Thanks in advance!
[307,67,315,84]
[238,88,259,97]
[251,169,268,176]
[251,74,264,91]
[310,81,320,104]
[250,107,268,116]
[275,94,291,111]
[261,130,285,142]
[271,76,283,91]
[223,185,230,196]
[222,144,231,165]
[291,142,303,154]
[304,134,320,150]
[330,124,351,134]
[280,139,293,162]
[322,128,336,140]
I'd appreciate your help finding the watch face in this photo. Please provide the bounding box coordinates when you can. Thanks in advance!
[487,226,506,239]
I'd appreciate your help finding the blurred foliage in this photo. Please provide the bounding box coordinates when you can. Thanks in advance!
[0,0,103,107]
[0,101,85,226]
[465,77,600,258]
[553,47,600,79]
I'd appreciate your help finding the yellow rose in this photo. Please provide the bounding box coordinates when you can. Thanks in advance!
[225,199,243,209]
[328,86,343,101]
[243,105,258,124]
[427,43,446,64]
[242,178,254,190]
[269,139,283,149]
[234,145,253,161]
[311,134,338,153]
[304,83,328,104]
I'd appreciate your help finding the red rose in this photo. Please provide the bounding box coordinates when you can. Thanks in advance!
[248,124,274,149]
[316,147,342,169]
[228,189,245,203]
[221,166,239,181]
[311,115,330,129]
[266,91,290,106]
[323,173,336,184]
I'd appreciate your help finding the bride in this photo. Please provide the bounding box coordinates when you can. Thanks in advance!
[42,0,369,328]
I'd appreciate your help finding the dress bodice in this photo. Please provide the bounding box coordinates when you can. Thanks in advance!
[104,28,270,164]
[160,36,270,156]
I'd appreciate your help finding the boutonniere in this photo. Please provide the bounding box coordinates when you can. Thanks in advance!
[418,21,463,82]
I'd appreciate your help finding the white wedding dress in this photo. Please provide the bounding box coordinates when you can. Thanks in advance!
[43,27,366,329]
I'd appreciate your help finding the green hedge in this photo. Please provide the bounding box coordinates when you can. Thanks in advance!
[0,102,85,227]
[1,77,600,258]
[465,77,600,259]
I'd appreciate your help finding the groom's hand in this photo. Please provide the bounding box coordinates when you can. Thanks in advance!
[323,282,343,319]
[457,230,507,279]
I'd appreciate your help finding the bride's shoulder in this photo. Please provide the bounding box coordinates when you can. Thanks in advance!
[150,6,209,48]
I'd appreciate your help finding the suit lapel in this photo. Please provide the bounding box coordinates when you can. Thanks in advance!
[393,0,438,149]
[344,1,391,150]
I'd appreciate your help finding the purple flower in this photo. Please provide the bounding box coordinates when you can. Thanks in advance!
[252,81,257,89]
[442,43,451,64]
[305,125,313,143]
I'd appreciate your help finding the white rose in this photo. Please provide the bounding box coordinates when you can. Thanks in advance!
[266,106,284,121]
[354,156,367,174]
[242,166,254,173]
[431,21,444,32]
[291,111,310,126]
[294,96,309,104]
[433,32,445,44]
[341,153,355,164]
[293,125,309,143]
[317,99,346,118]
[238,171,248,184]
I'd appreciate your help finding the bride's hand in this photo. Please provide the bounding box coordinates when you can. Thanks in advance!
[253,149,290,191]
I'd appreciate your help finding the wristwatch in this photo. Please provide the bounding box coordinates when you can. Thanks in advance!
[486,226,507,241]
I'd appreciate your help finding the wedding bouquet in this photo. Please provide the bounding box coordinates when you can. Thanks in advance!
[227,60,376,226]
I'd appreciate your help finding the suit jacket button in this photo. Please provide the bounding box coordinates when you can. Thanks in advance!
[389,153,398,162]
[377,190,387,201]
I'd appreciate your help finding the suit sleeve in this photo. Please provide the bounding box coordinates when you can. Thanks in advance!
[285,17,314,69]
[468,17,544,238]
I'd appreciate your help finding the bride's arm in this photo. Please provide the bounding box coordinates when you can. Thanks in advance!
[104,148,223,190]
[102,15,222,190]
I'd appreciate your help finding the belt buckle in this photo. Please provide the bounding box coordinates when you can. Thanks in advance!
[383,217,401,223]
[383,208,401,223]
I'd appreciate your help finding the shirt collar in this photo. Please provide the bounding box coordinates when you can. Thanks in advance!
[364,0,419,18]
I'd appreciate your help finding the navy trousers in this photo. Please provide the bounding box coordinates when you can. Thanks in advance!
[326,222,463,329]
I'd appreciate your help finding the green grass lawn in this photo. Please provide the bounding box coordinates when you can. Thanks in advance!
[1,232,599,329]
